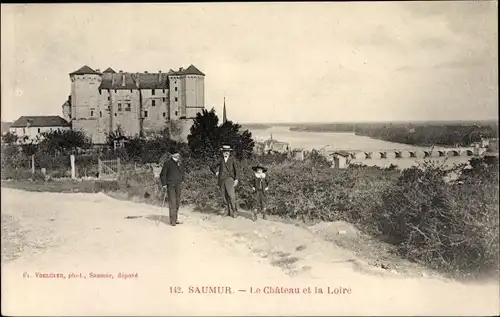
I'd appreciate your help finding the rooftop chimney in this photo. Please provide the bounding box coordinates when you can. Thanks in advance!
[135,73,140,88]
[145,71,148,73]
[179,67,183,72]
[119,70,123,73]
[158,71,162,82]
[121,73,126,87]
[95,69,101,72]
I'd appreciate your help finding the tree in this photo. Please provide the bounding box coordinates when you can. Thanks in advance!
[106,125,125,147]
[217,121,255,159]
[187,108,220,160]
[187,108,255,160]
[1,132,18,144]
[39,129,92,154]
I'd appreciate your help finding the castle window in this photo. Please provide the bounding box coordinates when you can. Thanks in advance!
[91,111,94,117]
[175,111,178,116]
[99,89,101,95]
[175,87,178,91]
[144,111,148,118]
[125,103,131,111]
[152,89,155,95]
[100,111,102,117]
[118,103,122,111]
[163,112,166,117]
[162,89,165,93]
[37,128,41,133]
[115,113,117,116]
[108,96,110,101]
[162,98,166,102]
[130,89,133,93]
[175,97,178,102]
[114,90,117,93]
[152,100,156,107]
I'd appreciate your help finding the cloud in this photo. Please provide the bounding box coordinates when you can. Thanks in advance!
[1,3,497,123]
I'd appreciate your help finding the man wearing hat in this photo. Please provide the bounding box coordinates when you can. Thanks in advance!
[160,147,185,226]
[211,145,239,217]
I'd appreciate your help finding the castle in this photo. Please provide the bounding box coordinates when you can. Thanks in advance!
[62,64,205,144]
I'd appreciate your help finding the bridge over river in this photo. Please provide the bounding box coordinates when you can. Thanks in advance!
[321,146,488,160]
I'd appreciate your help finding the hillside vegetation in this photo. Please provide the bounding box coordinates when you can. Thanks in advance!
[2,111,498,279]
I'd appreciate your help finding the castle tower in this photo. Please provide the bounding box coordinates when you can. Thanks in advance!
[69,65,102,143]
[61,95,71,122]
[168,64,205,120]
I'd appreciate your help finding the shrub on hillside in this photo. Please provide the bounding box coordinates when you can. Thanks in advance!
[39,129,92,154]
[369,160,499,276]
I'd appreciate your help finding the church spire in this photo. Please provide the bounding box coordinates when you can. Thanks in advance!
[222,96,227,124]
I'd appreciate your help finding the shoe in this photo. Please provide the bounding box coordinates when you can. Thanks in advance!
[170,223,176,226]
[175,221,182,225]
[252,213,257,222]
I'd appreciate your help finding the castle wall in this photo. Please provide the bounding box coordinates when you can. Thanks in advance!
[141,88,169,133]
[107,89,141,137]
[168,75,182,120]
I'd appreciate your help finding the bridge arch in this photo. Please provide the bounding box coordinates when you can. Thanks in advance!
[462,150,474,157]
[446,150,460,157]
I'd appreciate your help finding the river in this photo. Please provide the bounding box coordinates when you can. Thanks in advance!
[248,125,471,170]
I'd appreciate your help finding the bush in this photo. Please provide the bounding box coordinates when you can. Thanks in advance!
[367,160,499,277]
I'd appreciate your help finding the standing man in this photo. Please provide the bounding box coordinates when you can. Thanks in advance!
[160,147,185,226]
[212,145,239,217]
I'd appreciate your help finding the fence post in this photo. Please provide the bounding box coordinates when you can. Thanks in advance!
[117,158,121,177]
[98,158,102,180]
[70,154,76,179]
[31,154,35,175]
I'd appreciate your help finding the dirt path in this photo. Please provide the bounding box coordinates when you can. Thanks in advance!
[1,187,499,316]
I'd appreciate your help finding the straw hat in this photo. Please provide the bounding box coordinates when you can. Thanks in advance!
[251,164,268,173]
[220,145,233,152]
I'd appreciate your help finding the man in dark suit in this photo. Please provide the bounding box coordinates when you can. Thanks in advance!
[211,145,239,217]
[160,147,185,226]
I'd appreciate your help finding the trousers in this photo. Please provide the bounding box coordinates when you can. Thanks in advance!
[167,183,182,224]
[220,178,237,214]
[254,191,267,211]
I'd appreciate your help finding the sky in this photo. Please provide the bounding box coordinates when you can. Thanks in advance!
[1,2,498,123]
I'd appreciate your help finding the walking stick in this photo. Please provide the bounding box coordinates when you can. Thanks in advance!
[156,186,168,227]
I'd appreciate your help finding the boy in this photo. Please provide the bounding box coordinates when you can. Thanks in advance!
[251,164,269,221]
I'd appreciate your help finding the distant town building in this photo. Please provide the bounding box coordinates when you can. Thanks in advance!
[1,121,12,135]
[254,134,290,155]
[64,64,206,144]
[329,151,351,169]
[9,116,71,143]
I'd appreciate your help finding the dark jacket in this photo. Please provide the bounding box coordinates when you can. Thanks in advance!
[253,174,269,192]
[212,156,238,183]
[160,158,185,186]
